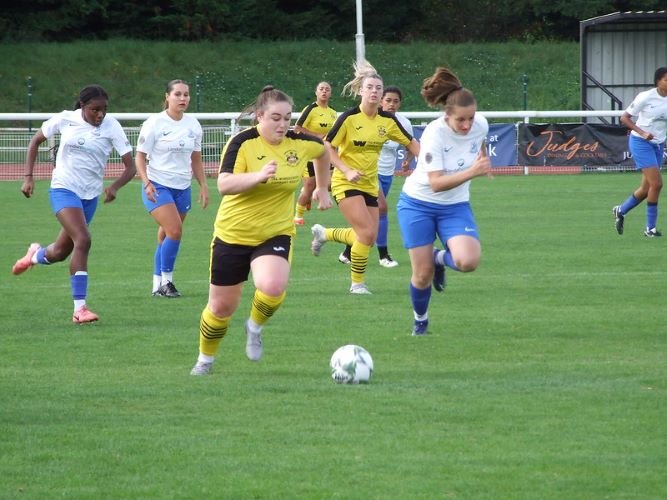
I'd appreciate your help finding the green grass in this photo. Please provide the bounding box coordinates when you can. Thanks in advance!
[1,39,579,116]
[1,173,665,498]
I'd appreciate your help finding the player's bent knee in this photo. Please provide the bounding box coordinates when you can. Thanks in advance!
[456,257,480,273]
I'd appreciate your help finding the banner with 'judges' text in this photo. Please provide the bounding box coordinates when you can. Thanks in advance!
[518,123,634,167]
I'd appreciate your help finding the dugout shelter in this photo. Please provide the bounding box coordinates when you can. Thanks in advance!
[580,10,667,124]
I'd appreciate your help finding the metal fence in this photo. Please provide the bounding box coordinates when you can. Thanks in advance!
[0,113,245,180]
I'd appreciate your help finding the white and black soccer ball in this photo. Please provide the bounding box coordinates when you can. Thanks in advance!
[330,344,374,384]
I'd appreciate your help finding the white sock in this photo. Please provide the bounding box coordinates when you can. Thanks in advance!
[74,299,86,312]
[161,272,174,286]
[152,275,161,292]
[198,353,215,364]
[414,312,428,321]
[435,249,446,266]
[247,318,262,333]
[31,247,42,264]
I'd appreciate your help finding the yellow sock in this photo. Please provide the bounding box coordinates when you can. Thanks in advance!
[250,289,286,326]
[199,306,229,357]
[350,240,370,284]
[326,227,356,246]
[295,203,306,218]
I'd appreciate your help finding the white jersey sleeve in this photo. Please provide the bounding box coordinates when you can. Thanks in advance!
[46,110,132,200]
[402,114,488,205]
[377,113,413,176]
[626,88,667,144]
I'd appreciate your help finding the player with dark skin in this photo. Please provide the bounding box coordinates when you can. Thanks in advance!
[13,85,136,323]
[20,99,134,272]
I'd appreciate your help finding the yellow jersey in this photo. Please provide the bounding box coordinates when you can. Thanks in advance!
[326,106,412,197]
[296,102,338,137]
[215,127,325,246]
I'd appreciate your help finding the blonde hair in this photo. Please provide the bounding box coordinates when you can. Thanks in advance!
[421,67,475,111]
[342,59,382,98]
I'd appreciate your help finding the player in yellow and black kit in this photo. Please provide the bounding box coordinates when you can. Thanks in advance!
[310,60,420,294]
[293,81,337,225]
[190,86,332,376]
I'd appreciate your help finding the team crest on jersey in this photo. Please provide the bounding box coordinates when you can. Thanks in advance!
[425,152,433,164]
[284,150,299,165]
[188,129,195,138]
[377,126,387,137]
[78,138,85,145]
[470,143,479,154]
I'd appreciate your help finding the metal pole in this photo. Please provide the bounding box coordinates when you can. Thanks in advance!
[522,74,528,110]
[195,75,201,112]
[28,76,33,131]
[355,0,365,64]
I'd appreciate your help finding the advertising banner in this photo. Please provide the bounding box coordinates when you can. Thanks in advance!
[518,123,634,167]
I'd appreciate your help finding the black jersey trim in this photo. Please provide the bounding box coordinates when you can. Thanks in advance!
[325,105,362,142]
[220,127,260,174]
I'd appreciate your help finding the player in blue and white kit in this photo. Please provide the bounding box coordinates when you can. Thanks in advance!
[613,66,667,237]
[136,79,209,298]
[397,67,492,336]
[12,85,136,324]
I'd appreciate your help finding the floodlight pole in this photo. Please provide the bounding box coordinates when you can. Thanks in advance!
[355,0,365,64]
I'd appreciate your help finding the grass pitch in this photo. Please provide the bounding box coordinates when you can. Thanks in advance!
[1,173,665,498]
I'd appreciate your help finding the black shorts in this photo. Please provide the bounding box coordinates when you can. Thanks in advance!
[333,189,378,207]
[210,235,292,286]
[305,162,334,178]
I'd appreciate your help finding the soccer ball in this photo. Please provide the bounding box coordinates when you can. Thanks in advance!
[330,344,374,384]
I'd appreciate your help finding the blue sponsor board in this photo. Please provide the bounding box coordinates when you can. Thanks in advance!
[395,123,517,171]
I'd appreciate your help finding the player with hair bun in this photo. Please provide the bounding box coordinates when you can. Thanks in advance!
[190,85,332,376]
[310,60,420,295]
[397,66,492,336]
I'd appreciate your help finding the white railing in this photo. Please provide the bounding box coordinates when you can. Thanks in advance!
[0,110,628,180]
[0,109,626,125]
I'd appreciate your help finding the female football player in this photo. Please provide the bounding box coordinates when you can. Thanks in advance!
[12,85,136,324]
[612,66,667,237]
[339,85,414,268]
[190,86,332,375]
[293,81,337,225]
[397,66,492,335]
[310,60,420,294]
[136,79,209,298]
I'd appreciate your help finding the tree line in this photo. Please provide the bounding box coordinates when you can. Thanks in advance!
[2,0,662,43]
